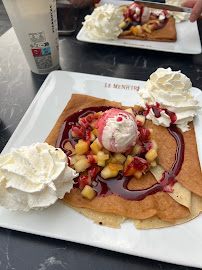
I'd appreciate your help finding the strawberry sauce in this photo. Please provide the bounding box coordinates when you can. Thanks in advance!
[56,106,184,201]
[145,102,177,124]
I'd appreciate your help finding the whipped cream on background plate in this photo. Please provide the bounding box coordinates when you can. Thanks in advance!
[139,67,201,132]
[83,4,124,40]
[0,143,78,211]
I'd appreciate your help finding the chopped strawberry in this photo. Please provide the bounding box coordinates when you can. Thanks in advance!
[71,125,85,137]
[124,156,149,176]
[88,165,100,179]
[87,155,96,164]
[140,128,151,141]
[79,117,89,128]
[78,175,91,190]
[85,130,92,141]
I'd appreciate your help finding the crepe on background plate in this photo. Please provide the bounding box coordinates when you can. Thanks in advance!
[119,16,177,42]
[45,94,202,229]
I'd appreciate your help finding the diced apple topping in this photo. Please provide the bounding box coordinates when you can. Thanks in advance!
[135,115,145,126]
[151,139,158,152]
[124,108,135,117]
[101,163,123,179]
[145,148,158,163]
[81,185,96,200]
[74,159,90,173]
[76,155,87,161]
[90,138,102,154]
[92,129,98,137]
[134,171,143,179]
[75,139,90,155]
[131,142,144,155]
[113,153,126,164]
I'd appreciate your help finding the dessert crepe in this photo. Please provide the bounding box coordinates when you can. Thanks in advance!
[119,17,177,42]
[45,94,202,229]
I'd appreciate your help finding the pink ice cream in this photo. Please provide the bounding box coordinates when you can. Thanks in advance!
[96,108,139,153]
[124,3,150,24]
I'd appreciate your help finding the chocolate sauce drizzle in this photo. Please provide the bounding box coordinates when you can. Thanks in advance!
[56,106,184,201]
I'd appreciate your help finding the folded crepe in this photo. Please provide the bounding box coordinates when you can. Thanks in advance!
[119,17,177,42]
[45,94,202,229]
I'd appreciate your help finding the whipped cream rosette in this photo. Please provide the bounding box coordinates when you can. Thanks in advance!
[83,4,124,40]
[139,67,201,132]
[0,143,78,211]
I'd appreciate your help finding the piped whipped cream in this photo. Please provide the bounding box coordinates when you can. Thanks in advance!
[139,67,201,132]
[82,4,124,40]
[166,0,190,23]
[0,143,78,211]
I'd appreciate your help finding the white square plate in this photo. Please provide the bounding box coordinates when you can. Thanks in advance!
[77,0,202,54]
[1,71,202,268]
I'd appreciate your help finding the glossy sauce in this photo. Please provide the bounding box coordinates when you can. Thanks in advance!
[56,106,184,201]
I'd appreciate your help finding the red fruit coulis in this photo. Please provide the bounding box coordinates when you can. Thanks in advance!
[145,102,177,124]
[56,106,184,201]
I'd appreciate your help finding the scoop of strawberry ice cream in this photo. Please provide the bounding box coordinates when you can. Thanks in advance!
[124,3,150,24]
[96,108,139,153]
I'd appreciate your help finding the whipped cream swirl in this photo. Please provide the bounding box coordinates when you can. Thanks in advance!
[83,4,124,40]
[139,68,201,132]
[0,143,78,211]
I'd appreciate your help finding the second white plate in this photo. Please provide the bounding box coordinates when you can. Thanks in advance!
[77,0,201,54]
[1,71,202,268]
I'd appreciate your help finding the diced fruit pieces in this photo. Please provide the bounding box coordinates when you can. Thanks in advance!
[74,159,90,173]
[134,171,143,179]
[75,139,90,155]
[131,142,143,155]
[87,155,98,164]
[89,119,98,129]
[150,160,157,167]
[78,175,91,190]
[130,25,143,36]
[140,128,152,140]
[85,130,96,142]
[124,156,149,176]
[76,155,87,161]
[124,108,135,117]
[113,153,126,164]
[88,165,100,179]
[92,129,98,137]
[151,139,158,152]
[78,117,89,128]
[90,138,102,154]
[81,185,96,200]
[108,163,123,171]
[101,163,122,179]
[97,151,109,161]
[135,115,145,126]
[71,125,84,137]
[145,149,158,163]
[70,155,77,165]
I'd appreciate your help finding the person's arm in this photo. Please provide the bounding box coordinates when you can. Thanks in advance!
[181,0,202,22]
